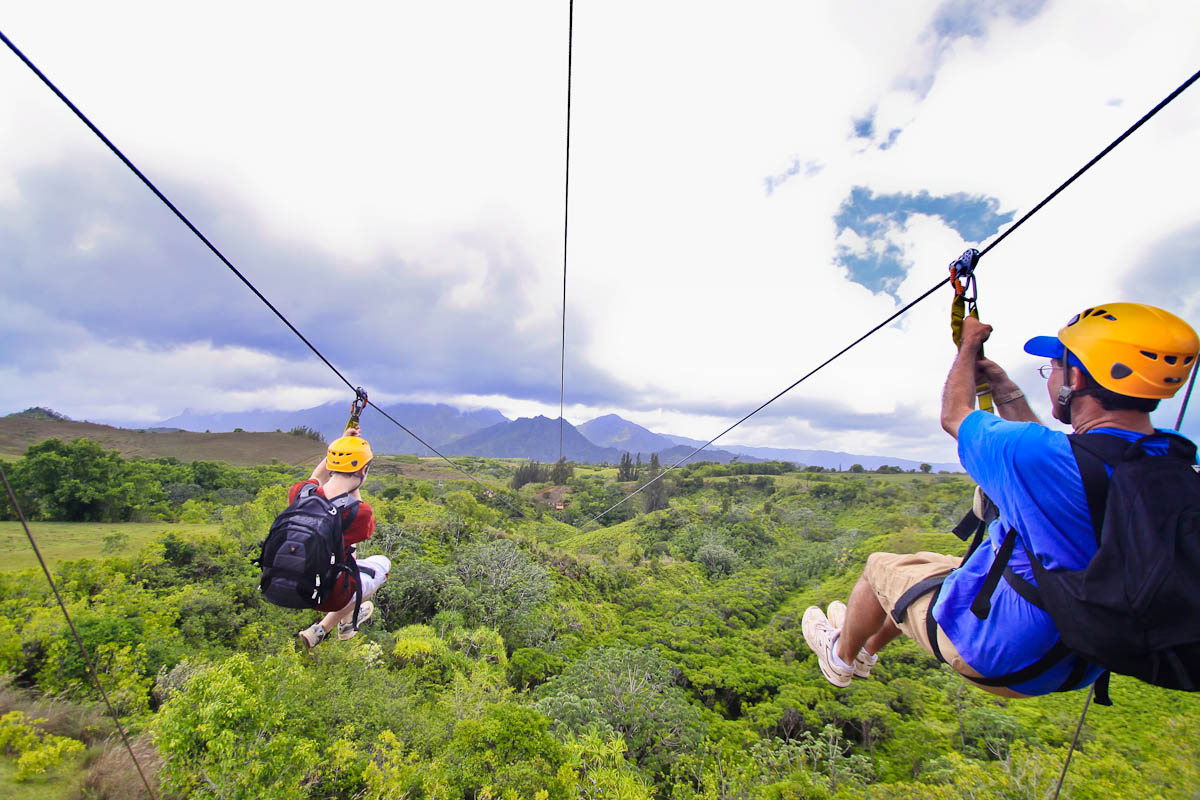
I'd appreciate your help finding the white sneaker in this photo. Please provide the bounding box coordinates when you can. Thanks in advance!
[337,601,374,641]
[802,606,853,688]
[297,623,327,650]
[826,601,879,679]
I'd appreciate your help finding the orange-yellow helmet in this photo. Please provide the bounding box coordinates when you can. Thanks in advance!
[1025,303,1198,399]
[327,435,373,473]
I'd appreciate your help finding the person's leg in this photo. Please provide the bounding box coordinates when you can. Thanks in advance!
[835,574,889,665]
[332,556,391,637]
[864,618,902,655]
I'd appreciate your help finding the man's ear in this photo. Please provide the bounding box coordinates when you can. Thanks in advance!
[1070,366,1090,391]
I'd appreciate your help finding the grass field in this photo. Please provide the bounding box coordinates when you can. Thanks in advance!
[0,522,222,573]
[0,751,87,800]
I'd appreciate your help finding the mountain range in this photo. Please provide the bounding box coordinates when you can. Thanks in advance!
[146,404,960,471]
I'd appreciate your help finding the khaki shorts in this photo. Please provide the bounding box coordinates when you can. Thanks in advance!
[863,551,1028,698]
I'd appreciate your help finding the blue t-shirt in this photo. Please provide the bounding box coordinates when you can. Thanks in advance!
[935,411,1178,695]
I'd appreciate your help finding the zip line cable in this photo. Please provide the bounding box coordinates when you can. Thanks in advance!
[0,466,160,800]
[558,0,574,463]
[1174,360,1197,431]
[584,65,1200,528]
[1052,684,1095,800]
[0,28,526,517]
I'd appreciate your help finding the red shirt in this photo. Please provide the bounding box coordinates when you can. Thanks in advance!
[288,479,376,610]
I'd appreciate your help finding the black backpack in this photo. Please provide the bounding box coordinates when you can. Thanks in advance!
[256,483,362,626]
[1029,432,1200,692]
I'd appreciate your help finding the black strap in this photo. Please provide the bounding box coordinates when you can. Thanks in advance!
[1093,671,1112,706]
[1067,435,1114,545]
[971,527,1018,619]
[892,575,949,625]
[924,586,946,665]
[1002,566,1044,610]
[890,575,949,664]
[964,640,1073,687]
[1058,657,1090,693]
[952,509,983,542]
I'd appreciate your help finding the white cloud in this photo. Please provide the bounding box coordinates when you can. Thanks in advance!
[3,0,1199,459]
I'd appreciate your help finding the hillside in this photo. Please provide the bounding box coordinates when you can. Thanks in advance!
[159,401,508,456]
[578,413,678,454]
[0,410,322,466]
[442,415,620,462]
[2,449,1198,798]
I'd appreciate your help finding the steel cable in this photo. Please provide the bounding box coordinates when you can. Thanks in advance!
[0,28,525,517]
[584,66,1200,527]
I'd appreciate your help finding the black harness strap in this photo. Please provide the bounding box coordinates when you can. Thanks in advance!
[970,527,1018,619]
[891,574,951,664]
[1002,566,1044,610]
[1068,435,1119,544]
[963,641,1073,687]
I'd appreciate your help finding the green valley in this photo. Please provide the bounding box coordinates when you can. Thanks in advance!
[2,438,1197,799]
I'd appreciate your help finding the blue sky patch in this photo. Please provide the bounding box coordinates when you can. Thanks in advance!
[833,186,1014,297]
[932,0,1047,40]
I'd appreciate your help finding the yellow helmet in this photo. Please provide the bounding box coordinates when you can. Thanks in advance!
[1025,303,1198,399]
[327,435,373,473]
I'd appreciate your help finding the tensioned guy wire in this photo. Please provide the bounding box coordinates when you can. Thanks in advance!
[584,65,1200,528]
[0,28,526,517]
[0,466,160,800]
[558,0,575,464]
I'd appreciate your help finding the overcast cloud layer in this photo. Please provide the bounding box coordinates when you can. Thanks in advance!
[2,0,1199,463]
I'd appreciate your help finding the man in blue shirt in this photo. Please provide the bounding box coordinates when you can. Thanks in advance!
[802,302,1198,694]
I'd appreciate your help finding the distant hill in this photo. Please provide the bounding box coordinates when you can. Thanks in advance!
[159,401,508,456]
[0,409,322,466]
[578,414,677,455]
[660,434,959,472]
[442,416,621,463]
[441,415,759,466]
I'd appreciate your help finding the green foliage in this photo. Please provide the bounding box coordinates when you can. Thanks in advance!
[0,710,85,782]
[3,457,1200,799]
[618,452,637,482]
[512,460,550,490]
[552,457,576,485]
[537,646,703,773]
[438,704,569,799]
[1,438,301,522]
[642,454,669,513]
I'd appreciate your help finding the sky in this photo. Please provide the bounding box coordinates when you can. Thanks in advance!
[2,0,1199,463]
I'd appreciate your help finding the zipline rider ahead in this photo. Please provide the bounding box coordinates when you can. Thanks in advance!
[803,302,1200,700]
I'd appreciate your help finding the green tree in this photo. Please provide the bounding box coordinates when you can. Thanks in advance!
[454,539,550,637]
[617,452,636,481]
[920,462,932,473]
[642,454,669,513]
[7,438,154,521]
[536,646,702,772]
[552,457,575,484]
[434,704,569,799]
[511,460,548,490]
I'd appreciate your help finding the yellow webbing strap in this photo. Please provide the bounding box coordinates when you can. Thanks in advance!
[951,294,995,414]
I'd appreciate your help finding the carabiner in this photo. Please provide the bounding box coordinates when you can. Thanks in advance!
[948,249,981,310]
[346,387,369,431]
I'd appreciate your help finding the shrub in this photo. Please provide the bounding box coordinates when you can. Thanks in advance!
[0,710,86,781]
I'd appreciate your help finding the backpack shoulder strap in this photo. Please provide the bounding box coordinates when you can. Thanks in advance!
[328,492,361,528]
[1068,434,1121,545]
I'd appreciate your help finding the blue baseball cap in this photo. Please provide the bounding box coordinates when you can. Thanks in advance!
[1023,335,1063,359]
[1024,335,1086,371]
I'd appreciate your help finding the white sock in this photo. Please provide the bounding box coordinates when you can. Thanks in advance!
[829,633,854,670]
